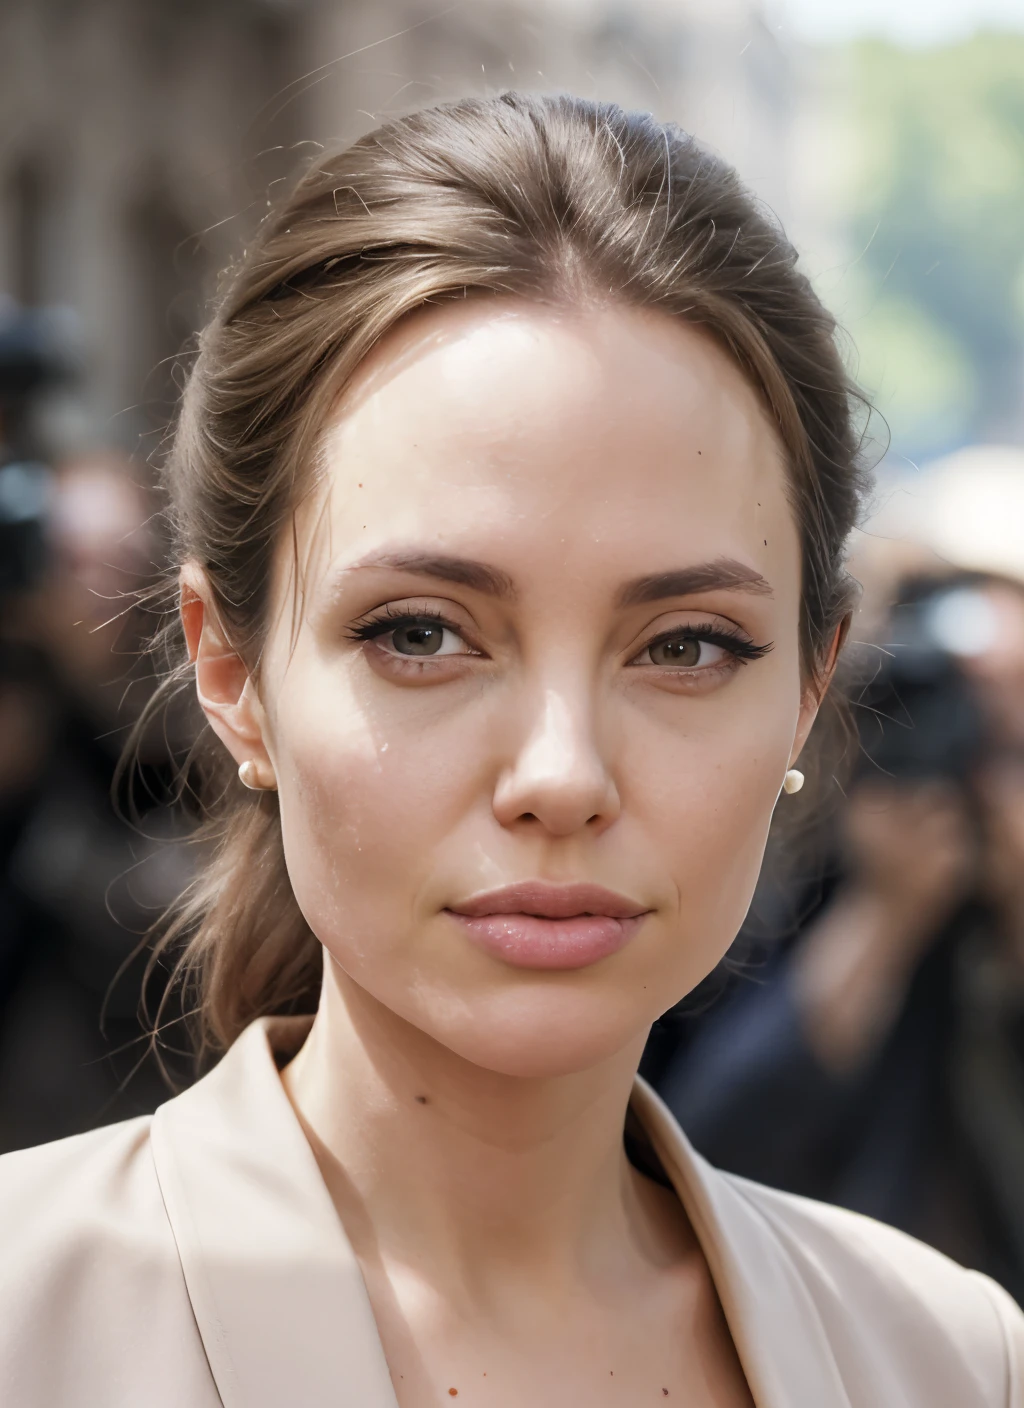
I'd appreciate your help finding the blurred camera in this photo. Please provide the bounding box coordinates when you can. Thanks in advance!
[855,578,992,784]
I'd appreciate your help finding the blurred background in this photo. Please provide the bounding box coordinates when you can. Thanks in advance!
[2,0,1024,1299]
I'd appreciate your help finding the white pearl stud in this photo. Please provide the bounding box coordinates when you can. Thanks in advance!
[238,760,262,790]
[783,768,805,795]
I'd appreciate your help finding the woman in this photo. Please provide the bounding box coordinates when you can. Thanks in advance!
[0,94,1019,1407]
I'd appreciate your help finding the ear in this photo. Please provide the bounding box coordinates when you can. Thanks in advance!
[180,562,276,787]
[789,614,850,768]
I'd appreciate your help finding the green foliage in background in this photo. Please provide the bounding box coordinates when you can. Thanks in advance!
[841,33,1024,462]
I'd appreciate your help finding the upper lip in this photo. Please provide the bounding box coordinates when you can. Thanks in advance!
[448,882,649,920]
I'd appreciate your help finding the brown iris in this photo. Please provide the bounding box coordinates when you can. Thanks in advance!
[648,636,701,667]
[391,623,446,655]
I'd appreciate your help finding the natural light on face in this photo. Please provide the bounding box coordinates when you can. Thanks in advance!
[257,299,814,1079]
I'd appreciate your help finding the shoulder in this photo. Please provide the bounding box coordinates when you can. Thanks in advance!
[0,1119,218,1406]
[0,1110,153,1194]
[0,1114,163,1262]
[727,1171,1024,1402]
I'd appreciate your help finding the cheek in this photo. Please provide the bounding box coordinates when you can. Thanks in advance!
[270,670,481,952]
[622,667,799,960]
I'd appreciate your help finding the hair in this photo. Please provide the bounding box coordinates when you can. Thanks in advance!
[138,92,870,1057]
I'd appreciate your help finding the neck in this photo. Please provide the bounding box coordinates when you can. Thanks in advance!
[281,958,680,1303]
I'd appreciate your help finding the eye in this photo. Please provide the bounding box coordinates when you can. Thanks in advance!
[637,634,728,668]
[386,620,466,656]
[628,623,772,670]
[346,608,477,659]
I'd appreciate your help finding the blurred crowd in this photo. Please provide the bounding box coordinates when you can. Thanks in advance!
[0,304,188,1151]
[2,292,1024,1310]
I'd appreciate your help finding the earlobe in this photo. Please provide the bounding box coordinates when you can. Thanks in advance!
[179,564,275,780]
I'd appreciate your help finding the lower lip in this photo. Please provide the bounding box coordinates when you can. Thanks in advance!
[447,912,646,970]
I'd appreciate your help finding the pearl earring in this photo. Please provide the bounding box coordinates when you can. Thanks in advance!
[783,768,805,795]
[238,760,274,791]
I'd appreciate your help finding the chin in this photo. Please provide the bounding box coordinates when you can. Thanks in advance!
[416,984,661,1080]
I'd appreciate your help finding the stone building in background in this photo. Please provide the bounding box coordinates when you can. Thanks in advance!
[0,0,795,459]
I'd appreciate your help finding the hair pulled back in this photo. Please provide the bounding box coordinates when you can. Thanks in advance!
[146,92,868,1054]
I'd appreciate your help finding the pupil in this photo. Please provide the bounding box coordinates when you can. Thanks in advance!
[653,637,700,666]
[394,623,444,655]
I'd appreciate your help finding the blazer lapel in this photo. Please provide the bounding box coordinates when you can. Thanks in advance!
[150,1018,851,1408]
[151,1018,399,1408]
[631,1077,853,1408]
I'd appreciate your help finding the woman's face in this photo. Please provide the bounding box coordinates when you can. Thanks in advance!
[254,300,817,1077]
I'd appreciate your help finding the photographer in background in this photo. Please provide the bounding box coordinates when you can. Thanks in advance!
[0,303,187,1151]
[653,569,1024,1302]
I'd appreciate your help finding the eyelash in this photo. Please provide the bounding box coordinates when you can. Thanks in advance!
[639,621,773,665]
[344,605,468,644]
[346,607,772,665]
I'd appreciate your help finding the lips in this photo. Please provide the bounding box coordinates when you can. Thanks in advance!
[446,882,650,970]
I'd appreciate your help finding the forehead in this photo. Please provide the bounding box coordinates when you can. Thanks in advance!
[301,299,798,598]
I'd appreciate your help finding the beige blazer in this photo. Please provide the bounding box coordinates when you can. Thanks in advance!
[1,1016,1021,1407]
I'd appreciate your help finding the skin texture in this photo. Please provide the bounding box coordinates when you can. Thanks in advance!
[182,300,825,1406]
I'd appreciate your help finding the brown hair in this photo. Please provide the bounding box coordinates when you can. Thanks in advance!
[141,92,869,1056]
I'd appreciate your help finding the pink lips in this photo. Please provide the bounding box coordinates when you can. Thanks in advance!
[446,882,650,970]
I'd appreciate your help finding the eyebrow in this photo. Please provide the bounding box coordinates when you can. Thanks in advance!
[344,549,517,600]
[339,549,771,607]
[615,558,773,607]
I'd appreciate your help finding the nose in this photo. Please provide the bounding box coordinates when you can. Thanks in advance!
[492,686,621,837]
